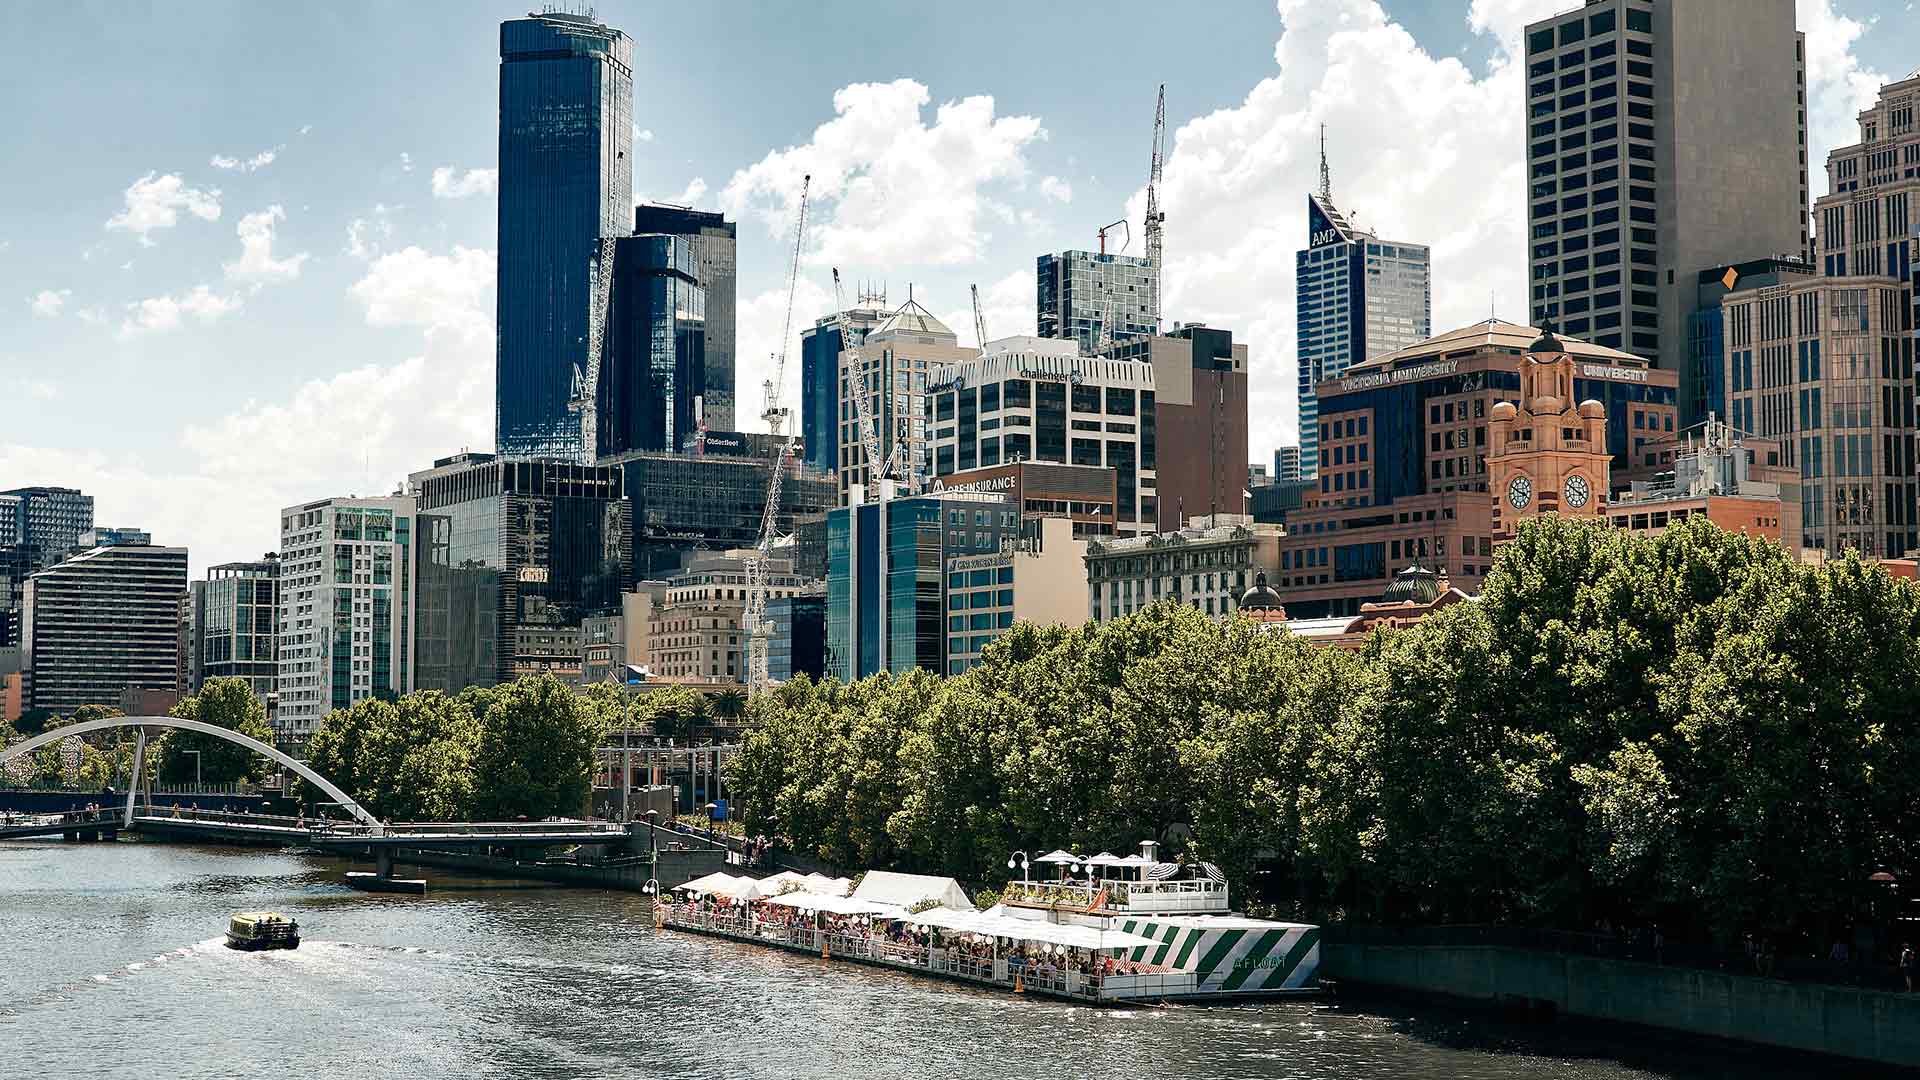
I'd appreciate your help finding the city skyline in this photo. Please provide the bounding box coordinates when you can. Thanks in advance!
[2,0,1910,573]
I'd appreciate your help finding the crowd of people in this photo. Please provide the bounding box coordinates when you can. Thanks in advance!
[659,889,1165,993]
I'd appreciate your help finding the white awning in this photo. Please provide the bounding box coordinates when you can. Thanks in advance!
[760,892,901,916]
[1033,849,1079,864]
[676,872,745,895]
[892,907,1160,953]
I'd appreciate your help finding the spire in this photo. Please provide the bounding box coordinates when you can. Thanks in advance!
[1318,123,1332,203]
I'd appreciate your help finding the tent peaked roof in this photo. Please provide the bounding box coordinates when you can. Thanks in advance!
[850,870,971,910]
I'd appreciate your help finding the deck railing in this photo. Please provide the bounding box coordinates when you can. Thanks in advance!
[1002,877,1230,913]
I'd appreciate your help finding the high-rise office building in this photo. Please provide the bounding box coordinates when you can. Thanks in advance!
[0,486,95,571]
[276,496,416,747]
[1274,446,1303,482]
[826,489,1014,680]
[925,336,1156,537]
[837,298,973,502]
[647,550,810,683]
[1104,325,1253,530]
[1036,250,1158,353]
[1522,0,1806,422]
[944,516,1088,674]
[189,556,280,712]
[22,540,188,714]
[1812,71,1919,303]
[496,12,633,461]
[801,303,887,477]
[601,233,706,457]
[1295,167,1432,479]
[765,590,826,684]
[409,454,631,688]
[635,204,737,431]
[608,449,838,580]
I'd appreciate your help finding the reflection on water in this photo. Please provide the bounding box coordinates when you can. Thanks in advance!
[0,839,1888,1080]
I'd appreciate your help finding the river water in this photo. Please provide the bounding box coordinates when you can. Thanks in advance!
[0,839,1884,1079]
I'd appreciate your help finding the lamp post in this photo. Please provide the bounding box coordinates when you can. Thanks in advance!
[1007,850,1031,885]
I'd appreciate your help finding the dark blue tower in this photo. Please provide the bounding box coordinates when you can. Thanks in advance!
[496,13,633,461]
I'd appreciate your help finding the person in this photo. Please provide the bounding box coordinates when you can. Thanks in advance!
[1901,943,1914,993]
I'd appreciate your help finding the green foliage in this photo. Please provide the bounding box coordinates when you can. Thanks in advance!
[161,678,275,785]
[468,675,608,821]
[727,515,1920,945]
[303,692,480,821]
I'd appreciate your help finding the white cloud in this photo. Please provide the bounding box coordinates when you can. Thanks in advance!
[1038,175,1073,203]
[431,166,498,199]
[1116,0,1550,461]
[104,172,221,245]
[345,203,398,260]
[118,284,241,339]
[634,126,655,143]
[674,177,708,206]
[937,269,1036,349]
[10,378,58,401]
[209,145,281,172]
[298,124,313,136]
[75,305,107,325]
[224,205,308,285]
[1798,0,1890,197]
[399,151,414,172]
[720,78,1045,268]
[734,275,836,437]
[29,289,70,318]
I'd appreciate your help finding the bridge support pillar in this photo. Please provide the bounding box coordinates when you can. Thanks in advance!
[375,847,394,878]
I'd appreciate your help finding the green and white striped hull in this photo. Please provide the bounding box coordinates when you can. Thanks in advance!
[1113,918,1320,993]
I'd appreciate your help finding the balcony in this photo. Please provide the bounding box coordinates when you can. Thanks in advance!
[1002,877,1230,915]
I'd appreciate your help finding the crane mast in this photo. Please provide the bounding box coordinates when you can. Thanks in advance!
[971,283,989,350]
[1145,84,1166,334]
[744,175,810,698]
[835,268,894,492]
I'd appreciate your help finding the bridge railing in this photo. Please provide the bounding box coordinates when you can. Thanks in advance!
[133,804,311,828]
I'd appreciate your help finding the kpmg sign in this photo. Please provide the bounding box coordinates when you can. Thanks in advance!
[1338,359,1459,393]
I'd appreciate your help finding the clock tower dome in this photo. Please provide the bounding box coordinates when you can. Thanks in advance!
[1485,321,1613,540]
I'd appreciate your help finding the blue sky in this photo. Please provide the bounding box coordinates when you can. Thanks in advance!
[2,0,1913,573]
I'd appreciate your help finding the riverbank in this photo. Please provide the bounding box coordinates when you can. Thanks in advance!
[1322,940,1920,1070]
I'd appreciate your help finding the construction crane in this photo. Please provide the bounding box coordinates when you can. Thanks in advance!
[571,235,621,463]
[1144,83,1166,334]
[970,283,989,350]
[1095,218,1130,352]
[743,175,810,698]
[833,268,897,489]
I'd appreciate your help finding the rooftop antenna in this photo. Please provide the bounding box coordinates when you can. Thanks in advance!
[1318,123,1332,203]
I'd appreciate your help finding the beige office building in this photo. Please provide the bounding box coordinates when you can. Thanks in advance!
[837,298,976,502]
[647,551,810,683]
[943,516,1088,674]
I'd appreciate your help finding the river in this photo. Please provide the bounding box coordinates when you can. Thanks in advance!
[0,839,1884,1079]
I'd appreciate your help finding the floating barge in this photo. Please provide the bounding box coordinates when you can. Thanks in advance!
[657,842,1320,1004]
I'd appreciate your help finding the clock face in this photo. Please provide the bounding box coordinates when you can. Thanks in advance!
[1506,474,1533,510]
[1564,474,1592,509]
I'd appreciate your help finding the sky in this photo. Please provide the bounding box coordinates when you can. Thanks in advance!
[1,0,1913,575]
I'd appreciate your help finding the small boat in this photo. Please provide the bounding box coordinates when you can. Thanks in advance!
[226,911,300,951]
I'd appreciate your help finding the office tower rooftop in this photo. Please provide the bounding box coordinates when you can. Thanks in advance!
[1036,249,1159,354]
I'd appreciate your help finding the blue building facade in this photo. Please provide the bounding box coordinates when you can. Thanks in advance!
[1295,193,1431,479]
[496,13,633,461]
[766,593,825,683]
[602,235,705,457]
[800,307,884,477]
[826,493,1013,680]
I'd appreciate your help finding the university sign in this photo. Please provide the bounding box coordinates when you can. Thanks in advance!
[1338,359,1460,393]
[1579,363,1649,383]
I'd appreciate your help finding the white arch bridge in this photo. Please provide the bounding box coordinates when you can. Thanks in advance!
[0,714,381,831]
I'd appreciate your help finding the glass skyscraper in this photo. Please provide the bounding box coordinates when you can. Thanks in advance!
[1295,191,1431,477]
[1036,250,1159,353]
[602,234,705,457]
[496,13,633,461]
[800,306,885,477]
[634,204,737,432]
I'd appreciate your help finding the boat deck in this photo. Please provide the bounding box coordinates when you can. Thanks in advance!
[657,906,1310,1004]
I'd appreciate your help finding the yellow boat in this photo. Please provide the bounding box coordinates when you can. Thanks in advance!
[226,911,300,951]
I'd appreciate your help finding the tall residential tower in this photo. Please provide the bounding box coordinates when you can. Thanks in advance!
[496,12,633,461]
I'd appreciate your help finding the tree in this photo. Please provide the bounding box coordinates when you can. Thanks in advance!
[160,678,276,785]
[711,687,748,722]
[469,675,607,820]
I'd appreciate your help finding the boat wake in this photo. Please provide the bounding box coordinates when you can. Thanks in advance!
[0,938,228,1020]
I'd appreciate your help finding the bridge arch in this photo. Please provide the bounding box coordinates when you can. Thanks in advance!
[0,715,380,830]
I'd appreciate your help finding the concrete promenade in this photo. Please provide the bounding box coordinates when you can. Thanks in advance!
[1322,941,1920,1069]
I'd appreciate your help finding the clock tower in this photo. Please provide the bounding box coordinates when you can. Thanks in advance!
[1486,321,1613,540]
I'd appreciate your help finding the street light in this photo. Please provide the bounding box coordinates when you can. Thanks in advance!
[1007,850,1031,883]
